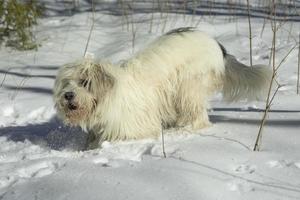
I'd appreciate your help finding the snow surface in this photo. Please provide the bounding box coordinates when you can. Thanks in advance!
[0,1,300,200]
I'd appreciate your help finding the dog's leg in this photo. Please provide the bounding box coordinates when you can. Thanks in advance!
[190,108,212,130]
[85,131,101,150]
[176,103,211,130]
[175,78,212,130]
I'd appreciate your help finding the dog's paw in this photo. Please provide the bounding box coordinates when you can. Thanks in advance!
[191,120,212,130]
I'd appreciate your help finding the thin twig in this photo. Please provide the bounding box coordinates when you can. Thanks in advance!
[161,123,166,158]
[268,34,274,66]
[275,44,297,71]
[83,0,95,57]
[246,0,253,66]
[190,0,197,26]
[11,75,30,101]
[260,17,266,38]
[253,0,277,151]
[253,84,280,151]
[148,0,155,33]
[287,22,293,42]
[131,11,136,54]
[182,0,187,21]
[297,33,300,94]
[0,69,9,87]
[268,84,281,105]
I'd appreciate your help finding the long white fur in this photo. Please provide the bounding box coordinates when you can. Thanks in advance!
[54,29,271,147]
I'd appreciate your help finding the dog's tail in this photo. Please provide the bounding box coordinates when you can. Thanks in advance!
[222,54,272,102]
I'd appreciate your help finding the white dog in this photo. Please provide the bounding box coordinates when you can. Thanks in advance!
[53,28,271,148]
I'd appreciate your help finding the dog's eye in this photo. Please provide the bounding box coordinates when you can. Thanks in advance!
[79,79,92,90]
[79,79,88,88]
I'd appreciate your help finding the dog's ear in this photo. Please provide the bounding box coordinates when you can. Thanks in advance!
[93,62,115,92]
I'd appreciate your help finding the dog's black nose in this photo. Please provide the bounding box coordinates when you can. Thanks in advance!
[64,92,75,101]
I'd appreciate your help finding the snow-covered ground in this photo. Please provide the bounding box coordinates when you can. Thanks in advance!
[0,2,300,200]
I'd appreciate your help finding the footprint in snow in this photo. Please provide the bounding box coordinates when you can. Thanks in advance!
[93,157,111,167]
[266,160,293,169]
[16,161,59,178]
[2,106,19,118]
[0,176,17,189]
[0,161,60,189]
[294,162,300,169]
[233,164,256,174]
[227,180,254,193]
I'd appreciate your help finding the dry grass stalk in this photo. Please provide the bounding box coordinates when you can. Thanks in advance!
[253,0,277,151]
[0,70,9,88]
[161,123,166,158]
[190,0,197,26]
[11,76,29,100]
[287,22,293,42]
[182,0,187,21]
[83,0,95,57]
[120,0,130,31]
[125,2,130,32]
[253,0,297,151]
[275,44,298,71]
[297,34,300,94]
[148,0,155,33]
[130,7,136,54]
[246,0,253,66]
[260,18,267,38]
[119,0,125,30]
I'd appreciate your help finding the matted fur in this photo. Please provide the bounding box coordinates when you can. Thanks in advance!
[53,29,271,148]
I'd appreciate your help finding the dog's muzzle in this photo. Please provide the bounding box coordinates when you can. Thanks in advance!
[64,91,78,110]
[67,102,78,110]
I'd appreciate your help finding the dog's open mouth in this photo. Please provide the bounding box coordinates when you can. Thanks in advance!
[67,102,78,110]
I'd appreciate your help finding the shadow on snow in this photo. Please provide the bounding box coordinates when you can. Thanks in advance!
[0,106,299,151]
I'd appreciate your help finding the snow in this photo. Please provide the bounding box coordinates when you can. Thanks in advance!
[0,1,300,200]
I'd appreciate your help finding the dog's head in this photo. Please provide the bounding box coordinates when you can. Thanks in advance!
[53,59,114,126]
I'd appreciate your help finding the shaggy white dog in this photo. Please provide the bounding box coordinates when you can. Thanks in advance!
[53,28,271,148]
